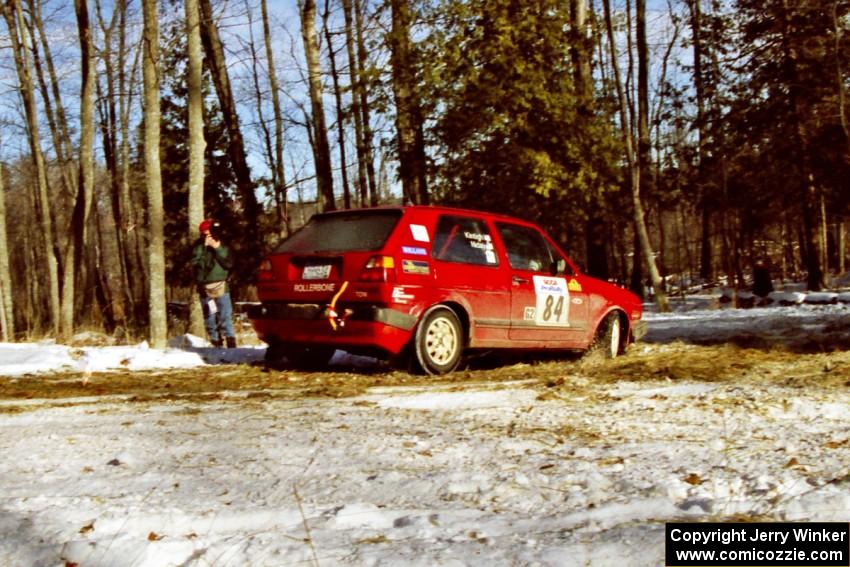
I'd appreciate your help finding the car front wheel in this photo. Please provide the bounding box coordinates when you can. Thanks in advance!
[413,306,463,375]
[589,312,623,359]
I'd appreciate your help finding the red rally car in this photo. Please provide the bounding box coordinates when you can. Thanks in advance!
[249,206,646,374]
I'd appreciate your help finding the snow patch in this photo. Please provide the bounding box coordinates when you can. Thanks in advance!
[376,389,538,410]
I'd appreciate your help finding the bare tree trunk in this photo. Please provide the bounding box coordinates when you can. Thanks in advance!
[342,0,367,207]
[353,0,378,206]
[388,0,429,205]
[142,0,167,348]
[301,0,336,211]
[26,0,76,202]
[602,0,669,312]
[58,0,97,340]
[186,0,206,337]
[572,0,608,280]
[2,0,61,335]
[820,192,829,280]
[778,1,823,291]
[198,0,261,250]
[636,0,657,287]
[833,2,850,150]
[323,0,351,209]
[119,7,146,326]
[0,163,13,340]
[93,0,129,333]
[246,1,277,220]
[686,0,714,283]
[261,0,289,234]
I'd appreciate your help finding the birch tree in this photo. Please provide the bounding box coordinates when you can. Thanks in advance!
[1,0,60,335]
[301,0,336,211]
[603,0,669,312]
[142,0,167,347]
[186,0,206,337]
[0,163,13,340]
[261,0,289,234]
[59,0,97,339]
[198,0,261,258]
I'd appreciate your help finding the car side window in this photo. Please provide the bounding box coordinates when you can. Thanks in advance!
[432,215,498,266]
[496,223,553,272]
[546,240,574,275]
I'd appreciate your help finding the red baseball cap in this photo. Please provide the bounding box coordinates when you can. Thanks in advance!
[199,219,213,233]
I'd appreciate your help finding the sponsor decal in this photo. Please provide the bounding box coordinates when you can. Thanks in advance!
[293,283,336,293]
[571,297,583,305]
[465,232,498,264]
[568,278,583,292]
[402,246,428,256]
[410,224,430,242]
[392,286,415,303]
[402,259,430,275]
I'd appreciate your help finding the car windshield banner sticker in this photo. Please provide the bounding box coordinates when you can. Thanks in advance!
[532,275,569,326]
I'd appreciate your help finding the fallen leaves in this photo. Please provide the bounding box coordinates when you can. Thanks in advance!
[684,473,705,485]
[79,521,95,535]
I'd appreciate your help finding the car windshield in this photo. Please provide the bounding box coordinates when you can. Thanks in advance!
[275,210,403,254]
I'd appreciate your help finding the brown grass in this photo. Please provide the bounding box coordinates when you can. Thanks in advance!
[579,343,850,387]
[2,344,848,412]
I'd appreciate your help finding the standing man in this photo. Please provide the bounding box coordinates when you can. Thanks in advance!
[191,219,237,348]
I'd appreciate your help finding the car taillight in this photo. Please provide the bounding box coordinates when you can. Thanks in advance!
[257,258,274,281]
[360,255,396,282]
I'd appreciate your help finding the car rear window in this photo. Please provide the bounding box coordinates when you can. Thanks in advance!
[275,210,403,254]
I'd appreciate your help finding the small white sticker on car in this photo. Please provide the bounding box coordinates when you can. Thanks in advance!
[410,224,430,242]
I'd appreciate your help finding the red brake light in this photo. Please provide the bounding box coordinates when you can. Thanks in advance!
[257,258,274,281]
[359,256,396,282]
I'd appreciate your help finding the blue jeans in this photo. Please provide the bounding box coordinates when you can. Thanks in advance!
[201,291,235,342]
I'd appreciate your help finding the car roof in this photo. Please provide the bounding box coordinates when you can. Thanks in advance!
[316,205,540,228]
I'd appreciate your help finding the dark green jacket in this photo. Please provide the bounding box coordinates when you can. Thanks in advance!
[191,239,234,284]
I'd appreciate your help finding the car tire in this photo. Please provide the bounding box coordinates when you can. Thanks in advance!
[413,306,463,375]
[588,312,623,359]
[264,340,287,366]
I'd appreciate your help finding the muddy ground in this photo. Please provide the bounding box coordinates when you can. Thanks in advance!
[3,343,849,411]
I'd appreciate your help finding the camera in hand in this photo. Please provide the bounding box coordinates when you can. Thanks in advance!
[207,221,223,241]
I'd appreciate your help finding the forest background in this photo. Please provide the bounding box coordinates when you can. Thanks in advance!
[0,0,847,347]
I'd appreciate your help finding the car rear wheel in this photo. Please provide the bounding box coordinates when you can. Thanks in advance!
[588,312,623,359]
[413,306,463,375]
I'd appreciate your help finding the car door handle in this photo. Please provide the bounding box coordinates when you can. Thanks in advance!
[512,276,528,285]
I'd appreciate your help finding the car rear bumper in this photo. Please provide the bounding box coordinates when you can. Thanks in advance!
[248,302,418,355]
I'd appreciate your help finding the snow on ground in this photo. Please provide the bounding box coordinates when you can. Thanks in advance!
[1,296,850,566]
